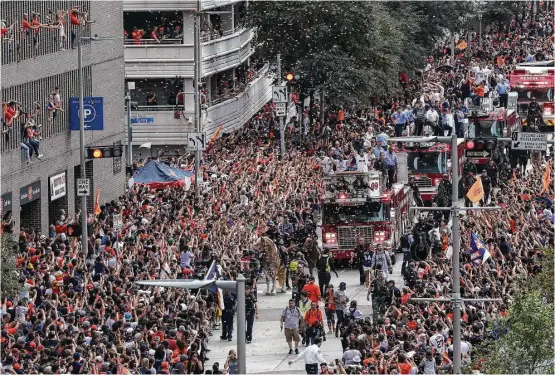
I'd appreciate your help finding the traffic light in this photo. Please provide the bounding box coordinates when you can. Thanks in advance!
[285,72,295,82]
[465,138,497,152]
[86,145,123,159]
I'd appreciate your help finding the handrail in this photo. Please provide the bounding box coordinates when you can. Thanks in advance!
[124,38,183,46]
[200,27,239,43]
[130,64,270,112]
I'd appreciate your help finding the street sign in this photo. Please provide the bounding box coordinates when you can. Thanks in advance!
[113,214,123,230]
[77,178,91,196]
[511,132,547,151]
[187,132,206,151]
[272,86,287,103]
[69,97,104,131]
[276,102,286,117]
[465,150,490,158]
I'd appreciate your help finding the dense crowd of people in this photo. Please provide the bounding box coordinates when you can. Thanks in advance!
[1,2,553,375]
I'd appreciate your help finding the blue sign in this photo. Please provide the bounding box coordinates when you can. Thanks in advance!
[69,97,104,131]
[131,116,154,124]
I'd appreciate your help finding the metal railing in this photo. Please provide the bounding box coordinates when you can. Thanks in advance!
[124,37,183,45]
[1,0,92,65]
[207,62,269,106]
[200,27,238,43]
[132,105,179,112]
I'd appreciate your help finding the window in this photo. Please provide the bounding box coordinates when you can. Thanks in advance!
[516,89,554,103]
[1,67,92,153]
[1,0,91,65]
[407,152,446,174]
[323,202,386,224]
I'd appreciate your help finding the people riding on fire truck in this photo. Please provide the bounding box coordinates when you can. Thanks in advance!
[527,97,545,129]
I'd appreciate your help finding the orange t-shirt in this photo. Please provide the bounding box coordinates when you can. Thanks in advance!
[70,14,81,26]
[338,110,345,121]
[398,362,413,374]
[401,293,413,305]
[304,308,323,327]
[476,86,485,97]
[301,282,320,303]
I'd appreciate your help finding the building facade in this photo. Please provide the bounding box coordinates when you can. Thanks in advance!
[1,1,125,234]
[122,0,274,157]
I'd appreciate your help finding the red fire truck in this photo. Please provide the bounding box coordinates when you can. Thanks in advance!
[465,107,521,169]
[321,170,414,261]
[391,139,465,204]
[508,60,554,131]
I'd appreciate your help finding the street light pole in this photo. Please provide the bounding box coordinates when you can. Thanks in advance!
[136,275,248,373]
[277,53,285,156]
[77,35,89,258]
[449,133,463,373]
[478,12,483,48]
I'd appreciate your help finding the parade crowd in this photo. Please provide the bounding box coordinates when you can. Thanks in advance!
[1,2,554,375]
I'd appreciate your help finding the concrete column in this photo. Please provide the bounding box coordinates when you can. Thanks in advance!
[183,78,195,114]
[182,11,195,44]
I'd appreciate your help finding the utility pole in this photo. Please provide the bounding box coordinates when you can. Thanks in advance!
[277,53,285,156]
[77,35,88,258]
[193,5,202,198]
[451,32,456,63]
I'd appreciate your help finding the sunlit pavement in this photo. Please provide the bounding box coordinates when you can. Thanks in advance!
[209,261,404,374]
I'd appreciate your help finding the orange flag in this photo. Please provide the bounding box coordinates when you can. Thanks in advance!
[466,177,484,203]
[209,125,223,144]
[94,187,101,216]
[543,162,552,192]
[456,40,468,50]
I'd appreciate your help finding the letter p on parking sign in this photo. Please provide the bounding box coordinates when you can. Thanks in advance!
[69,97,104,131]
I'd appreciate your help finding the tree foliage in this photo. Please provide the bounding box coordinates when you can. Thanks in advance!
[1,235,20,299]
[478,291,554,374]
[245,1,473,105]
[475,248,555,374]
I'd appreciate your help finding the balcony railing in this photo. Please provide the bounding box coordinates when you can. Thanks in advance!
[123,0,197,11]
[124,28,254,78]
[124,38,183,45]
[128,65,273,145]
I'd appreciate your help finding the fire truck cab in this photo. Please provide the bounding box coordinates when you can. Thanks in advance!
[391,139,465,204]
[321,170,414,261]
[465,106,521,169]
[508,60,554,131]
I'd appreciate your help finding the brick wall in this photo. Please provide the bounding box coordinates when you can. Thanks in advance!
[20,199,41,232]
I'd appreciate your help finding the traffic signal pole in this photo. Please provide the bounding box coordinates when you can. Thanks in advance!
[277,54,285,156]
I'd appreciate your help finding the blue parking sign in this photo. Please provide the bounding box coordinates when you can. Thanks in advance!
[69,97,104,131]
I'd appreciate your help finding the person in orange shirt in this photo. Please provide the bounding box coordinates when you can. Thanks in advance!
[304,301,323,345]
[337,107,345,123]
[301,276,320,303]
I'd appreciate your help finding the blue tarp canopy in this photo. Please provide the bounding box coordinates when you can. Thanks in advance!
[132,160,194,189]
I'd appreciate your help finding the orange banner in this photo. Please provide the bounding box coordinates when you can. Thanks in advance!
[94,187,101,216]
[466,177,484,203]
[209,125,223,144]
[543,161,552,192]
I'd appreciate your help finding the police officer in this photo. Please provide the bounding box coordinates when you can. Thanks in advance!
[351,238,367,285]
[436,174,453,221]
[316,249,338,295]
[220,289,236,341]
[245,284,259,344]
[400,231,413,276]
[485,159,499,188]
[384,148,398,189]
[480,170,492,207]
[408,177,424,207]
[495,79,510,108]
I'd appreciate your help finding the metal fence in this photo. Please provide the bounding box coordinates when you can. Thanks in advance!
[1,0,91,65]
[1,66,93,153]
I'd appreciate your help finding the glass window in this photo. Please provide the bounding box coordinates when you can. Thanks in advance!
[407,152,445,174]
[323,202,386,224]
[516,89,554,102]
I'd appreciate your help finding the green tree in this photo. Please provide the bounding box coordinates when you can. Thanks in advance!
[478,291,554,374]
[1,235,20,299]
